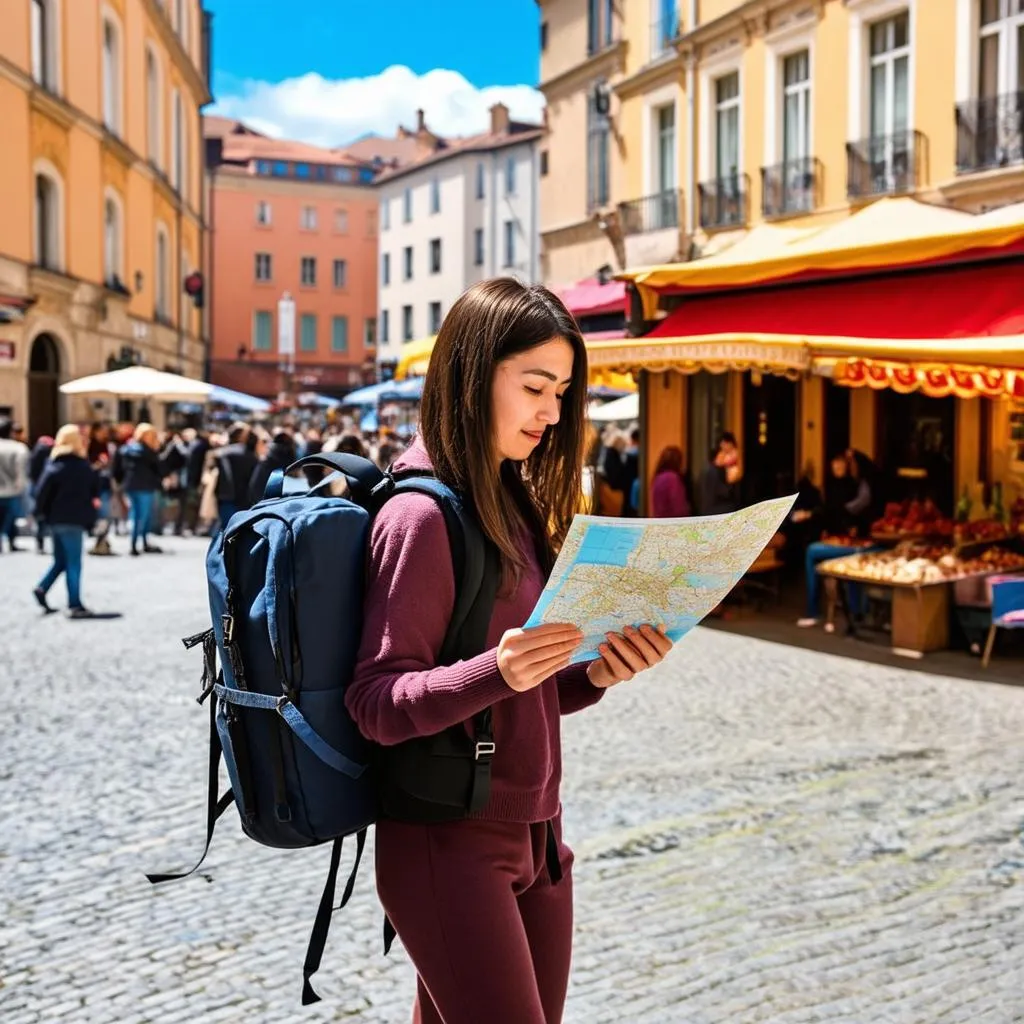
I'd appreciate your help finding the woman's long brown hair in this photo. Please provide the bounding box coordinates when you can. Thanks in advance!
[419,278,588,583]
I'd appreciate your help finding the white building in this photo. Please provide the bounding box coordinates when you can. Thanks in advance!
[375,105,543,375]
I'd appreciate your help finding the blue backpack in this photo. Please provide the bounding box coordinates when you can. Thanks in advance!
[147,452,500,1004]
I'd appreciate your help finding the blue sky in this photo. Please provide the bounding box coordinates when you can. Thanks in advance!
[206,0,545,147]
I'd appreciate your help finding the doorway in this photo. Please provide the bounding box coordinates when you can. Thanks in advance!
[743,373,798,503]
[687,371,729,509]
[28,333,61,442]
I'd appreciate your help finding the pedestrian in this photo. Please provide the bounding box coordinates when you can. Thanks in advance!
[112,423,177,556]
[213,422,259,531]
[247,428,297,505]
[86,422,115,555]
[699,431,742,516]
[31,424,99,617]
[175,427,210,536]
[28,433,54,552]
[650,445,691,518]
[0,416,30,552]
[346,277,674,1024]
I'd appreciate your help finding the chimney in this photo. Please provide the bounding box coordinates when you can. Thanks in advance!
[490,102,510,136]
[416,108,426,133]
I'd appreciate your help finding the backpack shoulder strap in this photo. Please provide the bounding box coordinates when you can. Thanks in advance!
[388,473,500,664]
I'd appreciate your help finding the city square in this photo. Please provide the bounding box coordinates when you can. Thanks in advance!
[1,541,1022,1023]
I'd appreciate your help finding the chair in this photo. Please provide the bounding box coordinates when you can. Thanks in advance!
[981,575,1024,668]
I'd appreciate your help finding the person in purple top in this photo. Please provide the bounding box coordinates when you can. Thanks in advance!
[346,278,674,1024]
[650,445,692,518]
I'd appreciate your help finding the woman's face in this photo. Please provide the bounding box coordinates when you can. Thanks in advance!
[491,337,575,463]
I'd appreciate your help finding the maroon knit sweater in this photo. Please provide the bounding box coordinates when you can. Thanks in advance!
[346,438,604,823]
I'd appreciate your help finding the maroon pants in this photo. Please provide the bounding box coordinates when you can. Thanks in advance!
[375,814,574,1024]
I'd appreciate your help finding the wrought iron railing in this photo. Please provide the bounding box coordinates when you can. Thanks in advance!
[956,91,1024,173]
[698,173,749,229]
[761,156,821,217]
[846,130,926,198]
[618,189,682,234]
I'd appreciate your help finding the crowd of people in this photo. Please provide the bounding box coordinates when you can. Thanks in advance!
[0,414,407,617]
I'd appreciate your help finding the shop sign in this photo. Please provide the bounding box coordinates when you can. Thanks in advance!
[0,341,15,363]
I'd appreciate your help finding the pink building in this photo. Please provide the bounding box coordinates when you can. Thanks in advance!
[204,118,382,399]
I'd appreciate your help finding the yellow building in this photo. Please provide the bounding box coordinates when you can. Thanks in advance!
[0,0,211,439]
[543,0,1024,511]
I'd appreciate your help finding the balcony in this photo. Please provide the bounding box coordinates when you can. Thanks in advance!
[619,189,682,234]
[956,91,1024,174]
[649,10,679,63]
[761,157,822,218]
[846,130,927,199]
[698,174,749,230]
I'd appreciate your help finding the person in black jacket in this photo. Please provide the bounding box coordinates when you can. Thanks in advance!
[32,425,99,617]
[248,429,297,506]
[174,428,210,536]
[214,422,259,532]
[112,423,180,555]
[28,433,55,553]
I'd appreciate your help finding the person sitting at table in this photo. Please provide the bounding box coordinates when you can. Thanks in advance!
[797,452,873,630]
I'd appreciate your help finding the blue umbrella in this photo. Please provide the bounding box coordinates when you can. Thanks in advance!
[378,377,424,402]
[340,381,393,407]
[359,410,379,432]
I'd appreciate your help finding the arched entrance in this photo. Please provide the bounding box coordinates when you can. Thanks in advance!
[28,333,61,442]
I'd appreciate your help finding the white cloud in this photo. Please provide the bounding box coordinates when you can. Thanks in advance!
[208,65,545,147]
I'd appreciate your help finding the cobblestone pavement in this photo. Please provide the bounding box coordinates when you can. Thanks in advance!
[1,536,1023,1024]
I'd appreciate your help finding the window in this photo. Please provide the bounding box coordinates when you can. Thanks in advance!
[254,252,272,282]
[253,310,272,351]
[428,301,442,335]
[366,209,377,235]
[102,17,121,134]
[476,161,486,199]
[256,200,271,225]
[430,177,441,213]
[103,192,122,285]
[402,304,414,341]
[296,163,310,179]
[503,220,515,267]
[300,256,317,287]
[382,252,391,286]
[171,89,183,193]
[365,318,377,346]
[300,313,318,352]
[272,161,288,176]
[403,245,413,281]
[333,258,348,289]
[541,21,548,50]
[31,0,58,91]
[301,206,318,230]
[540,151,549,176]
[587,0,615,54]
[155,225,169,320]
[403,187,412,223]
[587,89,611,210]
[429,238,441,274]
[381,198,390,230]
[474,227,485,266]
[869,12,910,141]
[331,315,349,353]
[782,51,811,164]
[505,156,516,195]
[979,0,1024,99]
[34,169,61,271]
[715,72,741,180]
[381,309,390,344]
[334,208,349,233]
[653,0,678,59]
[656,103,677,195]
[146,49,160,165]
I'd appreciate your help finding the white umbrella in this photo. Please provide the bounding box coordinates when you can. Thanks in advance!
[588,392,638,422]
[60,365,212,403]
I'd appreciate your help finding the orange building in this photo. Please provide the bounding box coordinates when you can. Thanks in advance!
[204,118,381,399]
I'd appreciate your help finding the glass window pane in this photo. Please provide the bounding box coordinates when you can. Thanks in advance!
[893,55,909,131]
[893,12,909,49]
[870,21,889,56]
[716,72,738,103]
[981,0,1001,26]
[1018,25,1024,91]
[784,51,808,86]
[870,63,887,137]
[979,33,1000,97]
[783,93,800,162]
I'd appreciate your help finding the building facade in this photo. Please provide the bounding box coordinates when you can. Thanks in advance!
[375,105,543,377]
[540,0,1024,284]
[204,118,380,399]
[0,0,211,438]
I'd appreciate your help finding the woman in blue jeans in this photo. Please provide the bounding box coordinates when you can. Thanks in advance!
[112,423,180,555]
[797,451,872,630]
[31,425,99,618]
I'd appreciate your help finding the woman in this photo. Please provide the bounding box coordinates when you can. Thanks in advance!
[31,424,99,617]
[650,446,691,518]
[112,423,175,556]
[346,279,674,1024]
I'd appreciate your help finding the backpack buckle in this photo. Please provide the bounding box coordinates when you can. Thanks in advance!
[474,741,496,760]
[222,614,235,643]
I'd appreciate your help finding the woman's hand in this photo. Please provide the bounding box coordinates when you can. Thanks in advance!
[587,624,673,689]
[498,623,583,693]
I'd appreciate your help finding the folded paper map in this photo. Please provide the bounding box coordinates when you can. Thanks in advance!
[525,495,798,663]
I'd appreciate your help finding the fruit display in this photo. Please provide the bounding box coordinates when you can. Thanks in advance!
[871,500,954,539]
[820,534,874,548]
[953,519,1008,545]
[821,541,1024,586]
